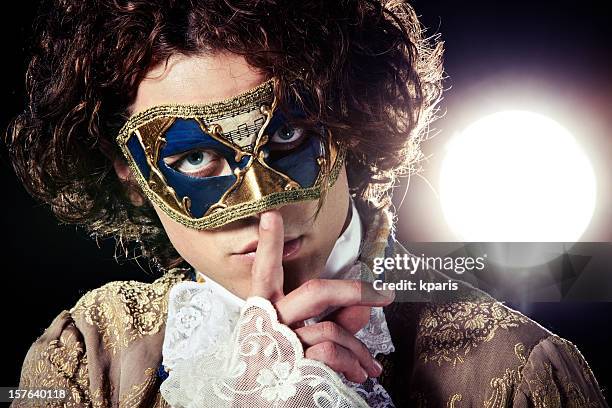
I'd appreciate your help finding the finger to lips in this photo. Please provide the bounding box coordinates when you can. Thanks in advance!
[295,321,382,377]
[249,210,285,302]
[276,279,394,325]
[305,341,368,383]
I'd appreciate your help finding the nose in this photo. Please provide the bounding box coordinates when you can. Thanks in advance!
[253,208,284,222]
[252,209,293,233]
[235,209,277,227]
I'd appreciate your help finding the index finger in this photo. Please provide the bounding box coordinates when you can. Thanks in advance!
[249,210,285,302]
[276,279,394,325]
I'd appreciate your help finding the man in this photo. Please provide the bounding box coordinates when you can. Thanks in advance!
[8,0,608,406]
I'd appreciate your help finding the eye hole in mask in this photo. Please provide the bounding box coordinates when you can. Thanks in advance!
[164,124,309,179]
[269,124,306,149]
[165,150,230,178]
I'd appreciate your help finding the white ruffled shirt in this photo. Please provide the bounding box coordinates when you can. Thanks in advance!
[160,199,396,407]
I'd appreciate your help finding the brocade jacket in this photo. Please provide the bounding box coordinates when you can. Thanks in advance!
[13,207,609,407]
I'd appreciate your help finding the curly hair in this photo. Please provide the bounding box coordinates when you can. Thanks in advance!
[6,0,443,272]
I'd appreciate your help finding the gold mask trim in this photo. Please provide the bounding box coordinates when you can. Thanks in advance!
[116,78,346,230]
[116,78,276,142]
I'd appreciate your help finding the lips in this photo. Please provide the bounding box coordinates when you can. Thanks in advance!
[235,240,259,255]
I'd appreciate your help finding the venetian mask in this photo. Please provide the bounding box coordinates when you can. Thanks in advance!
[116,78,345,229]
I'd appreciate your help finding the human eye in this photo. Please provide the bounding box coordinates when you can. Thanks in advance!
[164,149,223,178]
[268,124,307,151]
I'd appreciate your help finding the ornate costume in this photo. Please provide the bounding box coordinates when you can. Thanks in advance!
[13,78,609,407]
[12,201,609,407]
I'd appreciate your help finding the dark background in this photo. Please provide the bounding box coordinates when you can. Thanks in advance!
[1,0,610,401]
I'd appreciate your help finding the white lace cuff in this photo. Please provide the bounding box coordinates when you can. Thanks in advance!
[160,296,369,407]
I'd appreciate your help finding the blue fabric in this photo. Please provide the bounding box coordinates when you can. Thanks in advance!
[149,119,243,218]
[158,162,237,218]
[157,364,169,382]
[161,119,239,165]
[265,134,322,188]
[266,103,307,136]
[263,108,322,188]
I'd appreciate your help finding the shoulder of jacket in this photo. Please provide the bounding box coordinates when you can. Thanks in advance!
[68,268,191,354]
[387,241,607,406]
[416,296,551,367]
[388,240,552,366]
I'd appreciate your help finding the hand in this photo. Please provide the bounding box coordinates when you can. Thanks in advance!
[249,210,394,383]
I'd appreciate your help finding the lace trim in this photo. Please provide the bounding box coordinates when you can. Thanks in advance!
[355,306,396,358]
[162,281,240,371]
[161,264,397,407]
[161,296,369,407]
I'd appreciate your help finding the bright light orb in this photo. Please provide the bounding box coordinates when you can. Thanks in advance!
[440,110,596,242]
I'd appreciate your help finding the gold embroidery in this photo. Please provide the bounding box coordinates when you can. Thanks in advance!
[484,337,602,408]
[527,362,562,408]
[119,367,159,407]
[561,381,600,408]
[16,322,91,407]
[525,352,600,408]
[46,330,84,382]
[548,335,600,385]
[484,343,528,408]
[71,268,189,354]
[359,205,393,263]
[448,393,462,407]
[90,381,114,408]
[417,301,529,366]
